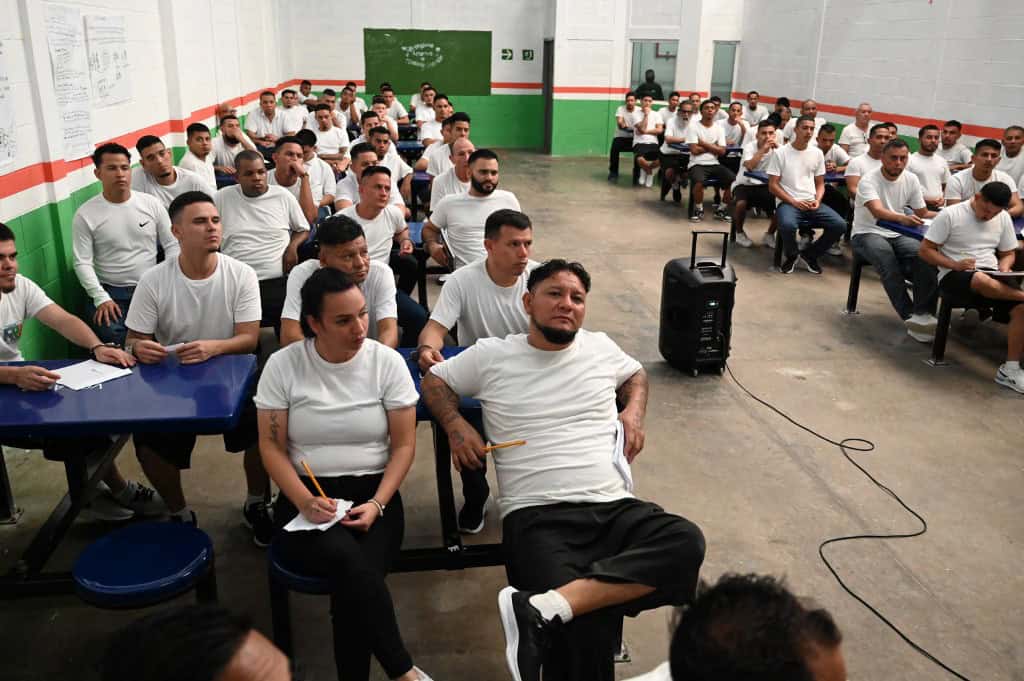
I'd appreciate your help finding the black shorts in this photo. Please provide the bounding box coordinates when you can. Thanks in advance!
[659,153,689,172]
[733,183,774,210]
[940,270,1022,323]
[259,277,287,332]
[632,143,660,161]
[688,163,736,186]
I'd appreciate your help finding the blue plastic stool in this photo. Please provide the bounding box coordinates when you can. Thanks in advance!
[268,538,331,656]
[73,522,217,609]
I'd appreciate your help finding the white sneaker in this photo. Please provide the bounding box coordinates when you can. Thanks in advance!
[827,243,843,256]
[115,480,167,517]
[644,171,654,188]
[906,328,933,343]
[413,666,434,681]
[80,484,135,522]
[905,313,938,335]
[734,231,753,248]
[762,233,776,249]
[995,364,1024,394]
[638,170,648,186]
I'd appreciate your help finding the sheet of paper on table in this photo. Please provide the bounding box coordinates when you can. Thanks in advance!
[612,420,634,492]
[55,360,133,390]
[283,499,354,532]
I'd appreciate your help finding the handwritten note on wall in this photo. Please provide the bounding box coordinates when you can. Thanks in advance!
[85,15,131,107]
[0,40,15,167]
[45,3,93,161]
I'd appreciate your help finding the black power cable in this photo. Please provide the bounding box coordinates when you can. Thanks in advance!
[723,361,974,681]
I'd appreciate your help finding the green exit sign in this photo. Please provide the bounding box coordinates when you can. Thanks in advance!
[500,48,513,60]
[522,49,534,61]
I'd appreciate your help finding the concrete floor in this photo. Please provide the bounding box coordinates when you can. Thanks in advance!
[1,150,1022,681]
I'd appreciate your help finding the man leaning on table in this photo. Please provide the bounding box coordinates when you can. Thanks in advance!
[123,191,274,547]
[0,222,166,521]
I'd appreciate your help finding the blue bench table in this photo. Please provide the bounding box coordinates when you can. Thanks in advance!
[745,170,847,185]
[0,354,257,599]
[409,170,432,221]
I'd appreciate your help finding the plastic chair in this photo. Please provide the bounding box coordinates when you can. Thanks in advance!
[268,539,331,656]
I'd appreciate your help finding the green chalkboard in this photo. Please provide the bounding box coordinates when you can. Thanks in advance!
[363,29,492,96]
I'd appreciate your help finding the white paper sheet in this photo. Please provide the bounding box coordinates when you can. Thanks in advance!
[0,41,15,168]
[283,499,354,532]
[85,15,131,107]
[45,4,93,160]
[612,420,634,492]
[55,359,132,390]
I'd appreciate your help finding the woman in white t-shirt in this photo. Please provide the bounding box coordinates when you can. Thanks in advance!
[255,268,429,681]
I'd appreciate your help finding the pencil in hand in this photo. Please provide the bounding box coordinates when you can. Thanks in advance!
[300,460,328,499]
[483,439,527,453]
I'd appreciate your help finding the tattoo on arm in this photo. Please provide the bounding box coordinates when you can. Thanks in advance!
[269,412,281,442]
[422,375,464,431]
[617,368,649,416]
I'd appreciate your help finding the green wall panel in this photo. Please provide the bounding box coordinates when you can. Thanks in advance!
[550,99,617,157]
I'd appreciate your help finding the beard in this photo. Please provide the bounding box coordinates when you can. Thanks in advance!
[470,176,496,195]
[224,133,239,144]
[533,318,578,345]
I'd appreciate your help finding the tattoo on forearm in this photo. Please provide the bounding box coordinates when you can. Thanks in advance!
[618,369,649,416]
[422,377,463,429]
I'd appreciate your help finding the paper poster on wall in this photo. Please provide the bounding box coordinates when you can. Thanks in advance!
[0,41,16,167]
[85,15,131,107]
[45,3,93,160]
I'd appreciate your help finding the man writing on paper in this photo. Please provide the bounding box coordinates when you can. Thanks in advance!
[422,259,706,681]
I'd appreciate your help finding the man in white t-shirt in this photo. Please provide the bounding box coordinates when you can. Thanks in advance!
[298,79,317,106]
[768,116,848,274]
[937,120,973,171]
[658,101,695,203]
[632,95,664,188]
[730,120,779,248]
[246,91,285,158]
[280,215,397,349]
[420,112,471,176]
[424,149,522,270]
[338,85,366,130]
[334,142,407,215]
[845,123,891,198]
[422,259,706,681]
[73,143,180,347]
[369,97,400,141]
[303,89,345,131]
[211,115,256,180]
[215,150,309,337]
[816,124,850,173]
[370,126,413,204]
[277,89,306,136]
[430,137,474,207]
[0,222,164,521]
[178,123,216,188]
[997,125,1024,188]
[783,99,827,147]
[945,139,1024,217]
[124,191,271,544]
[414,86,437,142]
[907,124,952,210]
[609,92,641,183]
[416,209,537,533]
[686,99,736,222]
[294,129,338,217]
[132,136,213,208]
[381,86,410,125]
[267,136,318,225]
[657,92,680,127]
[742,91,769,126]
[720,102,749,148]
[838,103,872,157]
[850,139,939,339]
[420,93,452,145]
[308,104,349,172]
[919,182,1024,393]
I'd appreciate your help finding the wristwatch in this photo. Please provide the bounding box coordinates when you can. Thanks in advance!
[90,342,118,359]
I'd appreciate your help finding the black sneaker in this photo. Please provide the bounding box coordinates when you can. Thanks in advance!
[803,254,823,275]
[458,498,488,535]
[243,501,274,548]
[690,208,704,223]
[498,587,558,681]
[607,172,618,182]
[780,254,799,274]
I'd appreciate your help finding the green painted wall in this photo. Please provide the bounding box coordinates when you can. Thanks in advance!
[550,99,619,157]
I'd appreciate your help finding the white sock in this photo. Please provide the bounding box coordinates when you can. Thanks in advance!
[245,493,266,507]
[528,590,574,624]
[171,507,193,521]
[1003,360,1021,373]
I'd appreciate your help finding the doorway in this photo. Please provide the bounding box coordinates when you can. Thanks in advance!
[710,41,739,102]
[542,39,554,154]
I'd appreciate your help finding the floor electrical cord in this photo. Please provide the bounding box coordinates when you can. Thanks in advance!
[723,361,974,681]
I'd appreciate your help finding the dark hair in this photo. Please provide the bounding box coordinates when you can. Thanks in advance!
[136,135,164,155]
[434,93,451,105]
[300,267,359,338]
[748,90,759,96]
[445,112,471,126]
[295,129,317,147]
[757,120,777,130]
[371,95,387,106]
[468,148,498,165]
[381,86,395,95]
[420,81,432,88]
[817,123,836,135]
[422,86,436,95]
[669,574,840,681]
[361,165,391,181]
[669,91,680,99]
[527,259,591,293]
[219,114,239,125]
[0,222,15,242]
[1006,125,1024,136]
[100,605,251,681]
[281,89,296,97]
[979,181,1012,209]
[776,96,791,108]
[869,123,889,137]
[625,91,637,100]
[918,124,940,138]
[167,190,215,222]
[234,150,264,168]
[975,138,1002,154]
[274,135,303,151]
[92,142,131,167]
[368,126,391,138]
[360,110,380,124]
[317,214,365,247]
[314,103,331,112]
[944,119,962,130]
[710,95,722,103]
[379,81,391,90]
[346,81,358,89]
[700,99,715,110]
[883,138,909,153]
[259,90,275,100]
[883,121,898,130]
[322,88,336,97]
[796,114,817,126]
[484,209,532,240]
[349,142,375,159]
[765,113,782,128]
[301,79,312,87]
[186,123,210,139]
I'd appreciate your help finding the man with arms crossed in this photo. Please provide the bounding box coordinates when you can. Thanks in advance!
[632,95,664,188]
[422,259,706,681]
[937,120,973,172]
[685,99,735,223]
[945,139,1023,218]
[838,102,873,157]
[658,100,694,203]
[124,191,271,543]
[919,182,1024,393]
[768,116,847,274]
[416,209,537,533]
[742,90,769,126]
[907,124,951,211]
[246,91,284,158]
[608,92,641,183]
[850,139,938,342]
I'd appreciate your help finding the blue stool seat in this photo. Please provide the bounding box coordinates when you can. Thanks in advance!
[73,521,217,609]
[268,540,331,595]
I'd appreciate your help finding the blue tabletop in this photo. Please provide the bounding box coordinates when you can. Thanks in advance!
[396,140,424,152]
[877,214,1024,241]
[397,347,479,420]
[0,355,257,438]
[745,170,845,185]
[412,170,432,184]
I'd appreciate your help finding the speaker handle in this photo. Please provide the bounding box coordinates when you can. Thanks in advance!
[689,231,729,270]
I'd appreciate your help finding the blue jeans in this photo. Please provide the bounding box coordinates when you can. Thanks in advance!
[851,233,937,319]
[395,291,427,348]
[776,202,846,259]
[83,284,134,347]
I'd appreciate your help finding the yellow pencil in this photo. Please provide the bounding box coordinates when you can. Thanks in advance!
[300,460,328,499]
[483,439,527,453]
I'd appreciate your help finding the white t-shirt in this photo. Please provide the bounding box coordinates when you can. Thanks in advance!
[178,150,216,189]
[945,168,1019,202]
[686,121,727,167]
[72,192,179,306]
[719,120,747,147]
[713,109,729,123]
[305,156,337,203]
[339,204,407,263]
[277,106,307,134]
[783,116,827,146]
[845,153,882,180]
[425,142,453,176]
[214,185,309,280]
[212,135,250,168]
[657,106,677,126]
[430,167,470,206]
[420,119,442,141]
[131,166,214,208]
[245,109,284,140]
[660,116,690,155]
[614,106,642,139]
[0,275,54,361]
[907,152,952,199]
[415,107,436,141]
[304,110,343,132]
[996,152,1024,189]
[742,104,769,126]
[838,123,870,157]
[821,144,850,168]
[429,330,642,518]
[632,111,662,146]
[387,101,408,121]
[732,141,775,189]
[429,258,537,346]
[268,167,329,208]
[852,168,926,239]
[335,173,405,208]
[379,152,413,182]
[313,126,348,156]
[766,143,825,204]
[281,259,396,340]
[125,253,261,345]
[428,190,522,269]
[924,200,1018,280]
[254,338,419,478]
[937,143,972,167]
